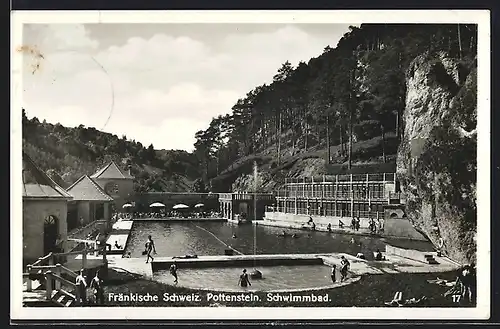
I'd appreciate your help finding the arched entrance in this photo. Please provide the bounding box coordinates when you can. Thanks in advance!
[44,215,59,255]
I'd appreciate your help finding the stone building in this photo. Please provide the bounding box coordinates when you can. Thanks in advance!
[66,175,114,232]
[90,161,134,210]
[22,153,73,265]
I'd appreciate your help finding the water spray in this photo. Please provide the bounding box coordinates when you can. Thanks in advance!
[251,161,263,280]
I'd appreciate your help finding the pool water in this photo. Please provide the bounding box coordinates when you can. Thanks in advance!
[154,265,339,291]
[124,221,433,259]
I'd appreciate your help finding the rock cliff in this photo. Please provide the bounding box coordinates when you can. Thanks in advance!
[397,52,477,264]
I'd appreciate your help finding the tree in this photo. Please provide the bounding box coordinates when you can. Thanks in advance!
[192,178,207,193]
[147,143,156,161]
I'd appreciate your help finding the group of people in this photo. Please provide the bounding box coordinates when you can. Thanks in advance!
[114,211,223,220]
[141,235,179,283]
[445,263,476,303]
[300,217,383,234]
[75,269,104,306]
[350,217,361,231]
[330,256,351,283]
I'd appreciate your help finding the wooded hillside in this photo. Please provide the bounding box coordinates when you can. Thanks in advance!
[22,109,202,192]
[193,24,477,191]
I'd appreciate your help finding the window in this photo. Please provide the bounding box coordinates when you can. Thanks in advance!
[44,215,56,225]
[104,182,119,195]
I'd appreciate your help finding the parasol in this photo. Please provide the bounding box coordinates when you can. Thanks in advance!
[172,204,189,210]
[150,202,166,208]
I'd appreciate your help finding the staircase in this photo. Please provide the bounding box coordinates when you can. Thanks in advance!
[23,247,107,307]
[23,271,79,307]
[51,289,76,307]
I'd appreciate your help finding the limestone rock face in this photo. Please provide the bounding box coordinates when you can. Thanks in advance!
[397,52,477,264]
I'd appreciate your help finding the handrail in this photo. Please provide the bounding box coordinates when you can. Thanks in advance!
[31,252,53,267]
[29,264,77,278]
[58,264,78,279]
[67,238,99,244]
[67,220,107,238]
[53,246,104,257]
[30,265,56,270]
[51,272,77,290]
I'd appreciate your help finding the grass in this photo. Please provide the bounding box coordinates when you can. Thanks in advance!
[101,269,475,308]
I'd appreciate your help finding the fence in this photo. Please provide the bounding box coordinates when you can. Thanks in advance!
[284,173,396,184]
[219,193,275,201]
[276,189,392,200]
[265,206,384,219]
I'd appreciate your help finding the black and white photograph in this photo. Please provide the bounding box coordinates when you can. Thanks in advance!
[11,10,490,321]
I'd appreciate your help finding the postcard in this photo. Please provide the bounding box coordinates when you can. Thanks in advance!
[11,9,490,322]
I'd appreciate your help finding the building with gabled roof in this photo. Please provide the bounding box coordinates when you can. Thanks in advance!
[90,161,134,180]
[22,152,73,264]
[90,161,134,210]
[66,175,114,232]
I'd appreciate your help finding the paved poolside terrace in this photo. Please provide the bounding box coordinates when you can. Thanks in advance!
[108,248,460,281]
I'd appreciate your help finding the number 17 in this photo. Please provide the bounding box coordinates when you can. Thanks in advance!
[452,294,461,303]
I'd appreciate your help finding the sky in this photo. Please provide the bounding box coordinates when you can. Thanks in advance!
[22,23,352,151]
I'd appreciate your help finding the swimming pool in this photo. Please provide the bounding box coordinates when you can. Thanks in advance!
[153,264,351,292]
[124,220,433,259]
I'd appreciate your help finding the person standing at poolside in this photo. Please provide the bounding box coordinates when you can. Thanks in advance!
[145,235,156,263]
[340,256,350,282]
[170,262,178,283]
[75,269,87,305]
[89,270,104,305]
[330,265,337,283]
[238,269,252,288]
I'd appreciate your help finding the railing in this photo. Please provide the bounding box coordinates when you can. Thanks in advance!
[25,246,107,304]
[265,206,384,219]
[219,193,233,200]
[68,220,108,241]
[219,193,275,201]
[25,262,79,299]
[277,190,389,200]
[284,173,397,184]
[45,270,80,303]
[27,245,107,276]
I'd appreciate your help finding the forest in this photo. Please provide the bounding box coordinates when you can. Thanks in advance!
[193,24,477,190]
[22,109,202,192]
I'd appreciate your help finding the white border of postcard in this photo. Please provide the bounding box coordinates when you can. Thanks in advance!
[11,10,491,321]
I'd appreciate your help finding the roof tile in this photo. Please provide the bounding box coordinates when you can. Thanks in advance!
[22,152,73,200]
[90,161,134,180]
[66,175,114,201]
